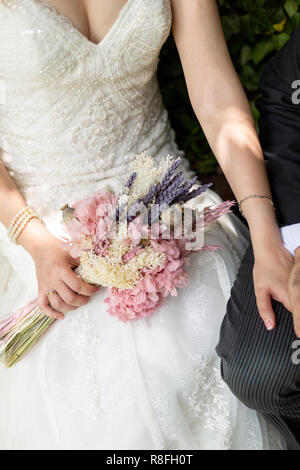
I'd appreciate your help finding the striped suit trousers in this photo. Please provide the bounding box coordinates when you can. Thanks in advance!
[216,245,300,450]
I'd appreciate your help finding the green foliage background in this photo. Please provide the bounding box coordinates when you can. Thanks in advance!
[158,0,300,176]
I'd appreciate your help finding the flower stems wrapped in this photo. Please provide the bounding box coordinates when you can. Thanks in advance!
[0,302,55,368]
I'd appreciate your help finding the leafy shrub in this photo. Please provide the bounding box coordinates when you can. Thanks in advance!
[158,0,300,175]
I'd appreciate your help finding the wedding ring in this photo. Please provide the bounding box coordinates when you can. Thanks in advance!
[46,289,56,297]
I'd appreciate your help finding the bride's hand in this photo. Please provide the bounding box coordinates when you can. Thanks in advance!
[288,248,300,338]
[253,245,293,331]
[19,220,100,320]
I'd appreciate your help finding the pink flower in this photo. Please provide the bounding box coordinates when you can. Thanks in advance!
[128,217,143,246]
[64,218,90,258]
[63,186,230,323]
[64,189,118,257]
[105,237,190,322]
[72,189,117,236]
[122,246,144,264]
[127,216,149,246]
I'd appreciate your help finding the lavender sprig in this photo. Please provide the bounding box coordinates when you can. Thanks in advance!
[148,203,169,225]
[141,183,158,206]
[180,183,212,205]
[125,171,137,189]
[156,157,181,194]
[172,176,198,204]
[156,171,184,205]
[119,157,214,226]
[148,184,187,225]
[116,172,137,220]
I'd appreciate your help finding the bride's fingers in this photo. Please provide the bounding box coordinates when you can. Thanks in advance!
[48,292,76,314]
[63,266,100,296]
[38,292,65,320]
[256,290,276,331]
[56,281,90,307]
[66,254,80,268]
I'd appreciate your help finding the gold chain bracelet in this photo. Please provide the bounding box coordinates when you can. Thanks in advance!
[238,195,275,217]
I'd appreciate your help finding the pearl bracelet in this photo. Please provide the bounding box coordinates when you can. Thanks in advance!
[8,206,40,244]
[9,210,32,239]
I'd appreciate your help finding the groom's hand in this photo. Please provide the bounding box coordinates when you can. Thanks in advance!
[289,247,300,338]
[253,246,293,331]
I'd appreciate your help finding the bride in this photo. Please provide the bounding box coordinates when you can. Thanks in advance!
[0,0,290,450]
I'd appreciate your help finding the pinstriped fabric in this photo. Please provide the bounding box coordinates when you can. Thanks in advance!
[217,246,300,450]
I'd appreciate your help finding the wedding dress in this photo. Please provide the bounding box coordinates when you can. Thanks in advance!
[0,0,282,450]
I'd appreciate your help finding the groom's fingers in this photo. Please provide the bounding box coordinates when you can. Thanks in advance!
[289,266,300,338]
[289,256,300,338]
[291,298,300,338]
[272,285,292,314]
[290,287,300,338]
[256,290,276,331]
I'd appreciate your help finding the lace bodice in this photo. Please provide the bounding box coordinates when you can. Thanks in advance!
[0,0,186,216]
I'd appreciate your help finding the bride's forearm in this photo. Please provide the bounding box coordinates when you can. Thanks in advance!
[172,0,284,257]
[0,159,27,227]
[0,160,56,258]
[197,113,282,256]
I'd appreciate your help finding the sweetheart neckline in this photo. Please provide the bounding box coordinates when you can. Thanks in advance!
[29,0,133,49]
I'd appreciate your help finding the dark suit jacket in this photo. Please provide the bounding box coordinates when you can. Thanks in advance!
[256,27,300,227]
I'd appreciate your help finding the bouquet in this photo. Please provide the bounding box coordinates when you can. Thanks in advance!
[0,154,234,367]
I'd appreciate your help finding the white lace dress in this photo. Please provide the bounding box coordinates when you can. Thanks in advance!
[0,0,282,450]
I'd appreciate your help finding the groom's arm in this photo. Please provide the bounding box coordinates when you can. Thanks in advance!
[257,27,300,254]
